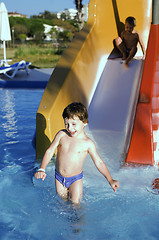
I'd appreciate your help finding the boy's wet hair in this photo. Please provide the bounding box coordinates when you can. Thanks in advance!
[62,102,88,123]
[125,16,136,27]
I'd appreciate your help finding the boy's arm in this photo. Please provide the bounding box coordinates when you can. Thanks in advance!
[35,130,63,181]
[120,31,124,40]
[138,33,145,56]
[88,140,119,192]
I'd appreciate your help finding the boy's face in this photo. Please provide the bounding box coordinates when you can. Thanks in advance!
[125,22,134,33]
[64,116,87,137]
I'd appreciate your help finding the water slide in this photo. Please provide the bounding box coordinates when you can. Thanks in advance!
[36,0,158,165]
[126,7,159,166]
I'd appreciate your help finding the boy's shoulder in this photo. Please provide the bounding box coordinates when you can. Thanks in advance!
[84,134,96,148]
[55,129,68,139]
[132,30,139,35]
[121,30,139,36]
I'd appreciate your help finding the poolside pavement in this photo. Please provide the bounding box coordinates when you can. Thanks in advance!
[0,68,53,88]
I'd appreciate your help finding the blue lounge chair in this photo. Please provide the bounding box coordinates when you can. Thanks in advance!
[0,60,31,79]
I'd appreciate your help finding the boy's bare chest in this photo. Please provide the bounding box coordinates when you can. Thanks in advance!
[59,137,88,155]
[124,32,138,44]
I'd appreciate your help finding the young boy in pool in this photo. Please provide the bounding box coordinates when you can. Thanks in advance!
[115,16,145,67]
[35,102,119,204]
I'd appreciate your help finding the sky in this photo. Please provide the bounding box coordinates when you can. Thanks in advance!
[3,0,90,17]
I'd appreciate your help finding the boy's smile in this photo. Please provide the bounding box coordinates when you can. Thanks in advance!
[64,116,87,137]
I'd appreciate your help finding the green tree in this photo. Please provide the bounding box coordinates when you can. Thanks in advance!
[43,11,53,20]
[58,30,73,42]
[9,12,77,45]
[18,34,27,43]
[60,12,68,20]
[29,19,44,37]
[31,11,57,20]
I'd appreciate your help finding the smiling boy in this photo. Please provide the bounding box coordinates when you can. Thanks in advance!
[35,102,119,204]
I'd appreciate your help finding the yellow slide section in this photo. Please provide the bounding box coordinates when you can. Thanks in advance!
[36,0,152,159]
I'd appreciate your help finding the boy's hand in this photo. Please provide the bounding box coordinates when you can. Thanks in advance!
[109,179,119,192]
[35,171,46,181]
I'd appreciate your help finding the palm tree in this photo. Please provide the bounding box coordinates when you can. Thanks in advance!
[74,0,83,10]
[74,0,84,30]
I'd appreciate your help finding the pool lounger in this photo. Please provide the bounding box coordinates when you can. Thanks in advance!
[0,60,31,79]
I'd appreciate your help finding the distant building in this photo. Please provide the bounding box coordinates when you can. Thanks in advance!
[57,6,88,22]
[43,24,53,41]
[57,8,77,20]
[8,12,27,18]
[43,24,63,41]
[82,5,88,22]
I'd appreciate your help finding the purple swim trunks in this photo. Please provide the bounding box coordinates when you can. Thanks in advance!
[55,169,83,188]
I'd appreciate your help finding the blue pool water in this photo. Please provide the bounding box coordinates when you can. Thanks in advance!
[0,88,159,240]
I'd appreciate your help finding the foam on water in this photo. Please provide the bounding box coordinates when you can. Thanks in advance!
[0,89,159,240]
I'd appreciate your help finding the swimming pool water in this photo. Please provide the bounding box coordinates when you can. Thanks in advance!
[0,88,159,240]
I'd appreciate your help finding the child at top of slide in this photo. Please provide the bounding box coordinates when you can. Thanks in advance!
[115,16,145,67]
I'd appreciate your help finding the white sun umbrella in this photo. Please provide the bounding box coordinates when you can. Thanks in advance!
[0,2,11,65]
